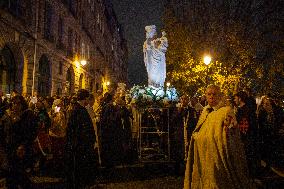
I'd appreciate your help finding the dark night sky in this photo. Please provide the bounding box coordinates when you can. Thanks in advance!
[111,0,165,86]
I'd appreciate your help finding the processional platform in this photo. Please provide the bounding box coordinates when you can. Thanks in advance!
[135,107,171,163]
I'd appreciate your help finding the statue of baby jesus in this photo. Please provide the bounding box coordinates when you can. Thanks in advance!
[152,31,168,51]
[144,26,168,88]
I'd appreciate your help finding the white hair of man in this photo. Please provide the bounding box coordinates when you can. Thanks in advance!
[206,84,222,107]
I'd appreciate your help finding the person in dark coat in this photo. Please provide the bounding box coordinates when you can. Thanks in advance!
[171,95,197,176]
[258,95,284,168]
[116,95,133,164]
[0,95,11,180]
[7,95,38,189]
[100,92,126,167]
[233,91,258,178]
[65,89,97,189]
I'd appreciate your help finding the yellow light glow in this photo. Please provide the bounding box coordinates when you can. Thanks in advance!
[204,55,212,65]
[75,60,80,68]
[106,81,110,86]
[166,82,170,87]
[80,60,87,66]
[22,55,28,94]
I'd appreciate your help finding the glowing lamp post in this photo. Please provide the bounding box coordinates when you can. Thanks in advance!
[80,59,87,66]
[203,55,212,86]
[204,56,211,65]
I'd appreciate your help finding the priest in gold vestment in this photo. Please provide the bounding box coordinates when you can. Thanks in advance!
[184,85,255,189]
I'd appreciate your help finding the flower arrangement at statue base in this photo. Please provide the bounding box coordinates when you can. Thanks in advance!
[127,85,179,111]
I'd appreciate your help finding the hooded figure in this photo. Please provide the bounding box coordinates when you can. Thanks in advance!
[65,89,97,189]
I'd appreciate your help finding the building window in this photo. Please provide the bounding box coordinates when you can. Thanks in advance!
[91,0,95,12]
[2,0,23,17]
[77,35,81,54]
[0,46,16,94]
[82,11,88,30]
[62,0,68,6]
[59,61,63,75]
[58,17,64,44]
[44,2,54,41]
[38,55,51,97]
[87,45,90,59]
[57,88,62,96]
[69,0,77,17]
[81,42,85,59]
[67,28,73,57]
[74,33,78,53]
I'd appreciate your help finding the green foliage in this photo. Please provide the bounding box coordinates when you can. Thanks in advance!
[163,1,284,97]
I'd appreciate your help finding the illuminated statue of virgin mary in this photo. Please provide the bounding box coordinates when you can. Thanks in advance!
[143,25,168,88]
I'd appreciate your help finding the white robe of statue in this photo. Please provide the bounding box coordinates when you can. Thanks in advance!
[143,25,168,88]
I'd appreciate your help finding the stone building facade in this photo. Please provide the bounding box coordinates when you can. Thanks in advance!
[0,0,127,97]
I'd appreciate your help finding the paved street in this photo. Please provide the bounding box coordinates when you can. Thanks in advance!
[95,176,183,189]
[28,162,284,189]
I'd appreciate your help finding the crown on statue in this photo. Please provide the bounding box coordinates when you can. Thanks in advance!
[145,25,157,39]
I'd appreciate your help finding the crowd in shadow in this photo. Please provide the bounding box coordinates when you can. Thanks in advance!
[0,85,283,188]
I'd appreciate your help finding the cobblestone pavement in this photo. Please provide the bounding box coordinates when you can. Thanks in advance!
[26,162,284,189]
[96,176,183,189]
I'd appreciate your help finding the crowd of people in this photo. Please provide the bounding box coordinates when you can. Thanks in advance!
[0,87,134,189]
[0,84,283,189]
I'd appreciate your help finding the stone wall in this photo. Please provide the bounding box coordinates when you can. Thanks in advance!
[0,0,127,97]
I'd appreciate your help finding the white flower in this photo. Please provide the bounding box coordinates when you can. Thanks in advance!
[139,89,146,94]
[142,93,148,99]
[156,96,161,101]
[146,95,153,102]
[163,97,169,104]
[166,87,179,101]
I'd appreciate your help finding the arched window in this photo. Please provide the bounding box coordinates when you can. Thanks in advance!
[38,55,51,97]
[57,88,62,96]
[0,46,16,94]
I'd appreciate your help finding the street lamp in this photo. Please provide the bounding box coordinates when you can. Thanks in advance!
[203,55,212,86]
[204,55,212,65]
[80,59,87,66]
[166,82,170,87]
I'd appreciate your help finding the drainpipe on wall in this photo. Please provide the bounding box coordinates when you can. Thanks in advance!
[32,0,39,96]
